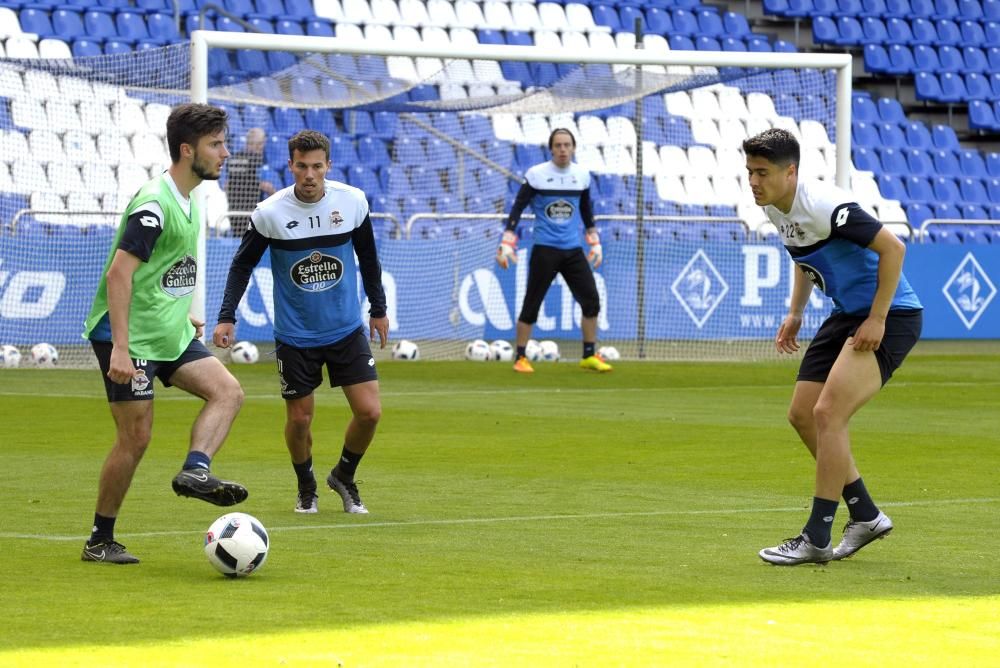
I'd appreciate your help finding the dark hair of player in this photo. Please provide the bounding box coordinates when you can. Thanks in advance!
[548,128,577,150]
[166,103,228,163]
[742,128,800,167]
[287,130,331,161]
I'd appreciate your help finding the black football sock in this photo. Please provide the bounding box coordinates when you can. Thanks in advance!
[517,345,526,359]
[89,513,116,545]
[293,457,316,489]
[842,477,880,522]
[583,342,596,358]
[802,497,839,548]
[334,446,364,482]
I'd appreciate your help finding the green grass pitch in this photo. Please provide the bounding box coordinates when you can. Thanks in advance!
[1,349,998,667]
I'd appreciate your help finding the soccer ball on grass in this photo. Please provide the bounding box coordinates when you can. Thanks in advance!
[31,343,59,367]
[539,340,560,362]
[597,346,621,361]
[465,339,491,361]
[524,339,542,361]
[230,341,259,364]
[489,340,514,362]
[1,345,22,368]
[204,512,269,578]
[392,339,420,360]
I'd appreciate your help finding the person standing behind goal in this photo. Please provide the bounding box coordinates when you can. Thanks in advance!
[744,128,923,566]
[497,128,612,374]
[214,129,389,516]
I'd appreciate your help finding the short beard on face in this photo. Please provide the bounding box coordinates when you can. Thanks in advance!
[192,153,220,181]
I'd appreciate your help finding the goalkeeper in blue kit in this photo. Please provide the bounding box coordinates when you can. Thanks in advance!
[497,128,612,374]
[214,130,388,515]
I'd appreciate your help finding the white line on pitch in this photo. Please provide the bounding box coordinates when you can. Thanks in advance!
[2,497,995,542]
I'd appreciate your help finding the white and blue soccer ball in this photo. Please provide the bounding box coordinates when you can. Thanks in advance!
[392,339,420,360]
[539,340,560,362]
[1,345,22,368]
[230,341,259,364]
[489,339,514,362]
[31,343,58,367]
[524,339,542,362]
[204,512,269,578]
[597,346,621,361]
[465,338,491,361]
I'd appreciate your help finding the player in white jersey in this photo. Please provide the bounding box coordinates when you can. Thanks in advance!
[214,130,389,515]
[744,129,922,566]
[497,128,612,374]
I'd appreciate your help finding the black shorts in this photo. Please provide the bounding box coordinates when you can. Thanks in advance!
[91,338,213,402]
[275,327,377,400]
[798,309,923,386]
[519,244,600,324]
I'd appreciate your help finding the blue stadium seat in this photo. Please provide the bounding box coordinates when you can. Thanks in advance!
[905,175,935,202]
[862,16,889,41]
[985,0,1000,20]
[246,15,274,32]
[966,72,990,99]
[904,120,934,148]
[590,3,621,30]
[104,39,132,54]
[358,136,390,168]
[329,136,359,165]
[669,35,696,50]
[19,8,55,38]
[912,44,941,70]
[985,21,1000,46]
[937,45,963,71]
[852,92,879,121]
[214,16,244,32]
[853,121,881,148]
[909,0,934,16]
[763,0,791,14]
[932,148,964,176]
[877,97,906,124]
[226,0,254,15]
[236,49,268,77]
[83,8,119,41]
[814,16,840,42]
[275,17,304,35]
[905,147,935,176]
[988,177,1000,200]
[697,8,725,36]
[835,15,864,43]
[272,107,304,135]
[915,71,943,99]
[284,0,314,18]
[747,35,773,51]
[147,12,180,42]
[969,100,1000,130]
[721,36,748,50]
[255,0,285,17]
[853,145,880,171]
[962,46,988,72]
[476,28,504,45]
[959,177,989,204]
[646,7,672,32]
[783,0,815,17]
[958,0,983,18]
[773,39,798,51]
[617,5,646,31]
[671,9,699,35]
[116,11,149,41]
[71,38,102,57]
[985,152,1000,177]
[905,202,933,227]
[883,0,910,15]
[887,43,916,74]
[52,8,86,40]
[848,0,874,14]
[879,147,909,174]
[935,18,961,44]
[304,17,334,36]
[933,176,962,202]
[345,110,375,136]
[877,173,908,200]
[937,71,967,101]
[878,122,907,147]
[909,18,935,45]
[960,18,986,44]
[695,35,722,50]
[934,0,960,18]
[885,17,914,42]
[723,11,752,35]
[958,149,988,177]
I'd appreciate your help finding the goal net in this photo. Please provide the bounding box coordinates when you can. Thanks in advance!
[0,36,855,366]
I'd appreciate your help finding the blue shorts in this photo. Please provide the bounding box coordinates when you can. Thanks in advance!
[90,338,213,402]
[798,309,923,386]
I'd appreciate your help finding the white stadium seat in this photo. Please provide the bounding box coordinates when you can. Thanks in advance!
[453,0,485,28]
[565,3,605,32]
[717,86,751,120]
[369,0,402,25]
[449,27,478,46]
[691,88,722,119]
[482,1,516,30]
[0,130,30,163]
[510,2,543,30]
[131,132,169,170]
[57,75,93,104]
[587,31,616,52]
[683,174,716,204]
[655,174,686,202]
[561,30,589,52]
[718,118,749,146]
[691,117,722,146]
[28,129,63,163]
[575,145,607,173]
[665,91,694,119]
[96,131,133,165]
[393,25,422,44]
[13,159,50,194]
[537,3,570,31]
[312,0,345,22]
[714,146,747,177]
[387,56,419,81]
[747,92,779,121]
[520,114,551,145]
[491,114,524,143]
[398,0,430,26]
[46,100,81,133]
[335,23,364,41]
[606,117,636,147]
[23,69,58,99]
[428,0,461,28]
[800,119,833,150]
[534,30,562,50]
[0,163,13,191]
[745,116,772,137]
[687,145,719,174]
[0,69,25,97]
[5,36,38,59]
[11,98,47,131]
[83,163,118,192]
[48,162,85,194]
[657,145,690,179]
[577,115,610,147]
[341,0,374,24]
[63,130,96,166]
[0,7,23,37]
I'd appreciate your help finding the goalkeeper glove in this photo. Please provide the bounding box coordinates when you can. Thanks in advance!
[585,230,603,269]
[496,230,518,270]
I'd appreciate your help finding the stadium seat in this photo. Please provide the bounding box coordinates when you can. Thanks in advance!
[879,146,909,174]
[912,44,941,70]
[852,93,879,122]
[71,38,102,58]
[914,71,943,100]
[905,147,935,176]
[19,8,55,38]
[83,9,120,42]
[853,145,880,171]
[937,71,967,101]
[590,4,621,30]
[862,16,889,42]
[934,18,961,44]
[985,152,1000,176]
[932,176,962,203]
[905,175,935,202]
[886,43,915,74]
[966,73,991,99]
[959,176,989,204]
[885,17,914,43]
[931,148,964,176]
[116,11,149,41]
[814,16,840,42]
[961,19,986,44]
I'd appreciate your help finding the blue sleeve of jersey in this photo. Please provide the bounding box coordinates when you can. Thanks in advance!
[830,203,881,248]
[352,214,387,318]
[506,182,537,232]
[217,225,269,324]
[117,210,163,262]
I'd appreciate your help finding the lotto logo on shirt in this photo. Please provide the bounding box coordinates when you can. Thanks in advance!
[290,251,344,292]
[545,200,573,220]
[160,255,197,297]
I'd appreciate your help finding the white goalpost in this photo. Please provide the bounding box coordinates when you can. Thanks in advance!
[0,33,854,366]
